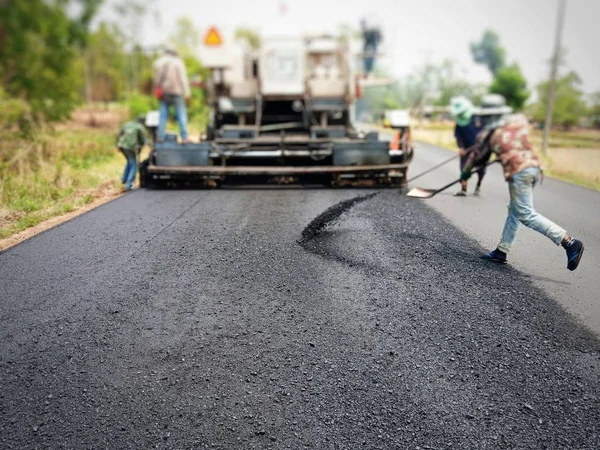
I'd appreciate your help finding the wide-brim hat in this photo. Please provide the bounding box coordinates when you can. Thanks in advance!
[450,97,473,126]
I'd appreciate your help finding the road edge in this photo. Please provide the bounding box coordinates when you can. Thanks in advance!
[0,191,124,253]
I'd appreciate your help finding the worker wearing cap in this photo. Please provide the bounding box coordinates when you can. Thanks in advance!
[460,113,584,271]
[450,97,484,196]
[116,116,147,191]
[153,47,191,143]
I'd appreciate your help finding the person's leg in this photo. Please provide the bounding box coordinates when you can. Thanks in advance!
[484,168,584,269]
[497,196,520,255]
[474,165,487,195]
[512,168,566,245]
[123,149,137,190]
[119,148,129,184]
[158,100,169,141]
[511,167,584,270]
[174,96,189,141]
[481,186,519,262]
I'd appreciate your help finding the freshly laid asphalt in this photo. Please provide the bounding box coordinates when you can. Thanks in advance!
[1,178,598,448]
[403,140,600,335]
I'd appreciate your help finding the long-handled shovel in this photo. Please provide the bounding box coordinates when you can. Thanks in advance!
[406,154,459,183]
[406,160,498,199]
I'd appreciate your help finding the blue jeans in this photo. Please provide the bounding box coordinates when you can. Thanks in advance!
[158,95,188,140]
[498,167,566,253]
[119,148,137,190]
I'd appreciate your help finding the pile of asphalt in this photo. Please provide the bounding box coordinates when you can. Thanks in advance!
[0,189,598,449]
[299,192,378,244]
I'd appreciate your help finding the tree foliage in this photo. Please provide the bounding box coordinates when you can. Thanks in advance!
[532,71,588,129]
[86,23,126,102]
[587,92,600,129]
[169,18,201,58]
[68,0,105,47]
[0,0,102,120]
[358,59,477,119]
[470,29,506,76]
[234,28,261,50]
[489,64,529,110]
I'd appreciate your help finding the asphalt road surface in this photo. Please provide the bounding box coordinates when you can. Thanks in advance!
[1,143,599,449]
[403,139,600,334]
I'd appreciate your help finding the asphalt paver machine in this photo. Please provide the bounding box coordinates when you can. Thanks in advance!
[140,26,413,188]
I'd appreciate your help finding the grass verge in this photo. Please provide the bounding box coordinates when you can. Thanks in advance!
[0,122,125,239]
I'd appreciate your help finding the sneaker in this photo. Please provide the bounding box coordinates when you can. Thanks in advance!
[563,238,584,271]
[480,248,507,264]
[453,190,467,197]
[474,186,481,196]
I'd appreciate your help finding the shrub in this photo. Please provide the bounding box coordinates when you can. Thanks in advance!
[127,93,158,119]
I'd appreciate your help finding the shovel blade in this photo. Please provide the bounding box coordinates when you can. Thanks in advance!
[406,187,436,198]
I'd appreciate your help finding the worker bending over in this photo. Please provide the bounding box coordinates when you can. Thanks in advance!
[116,116,147,191]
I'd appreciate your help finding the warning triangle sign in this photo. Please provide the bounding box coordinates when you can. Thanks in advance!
[204,27,223,46]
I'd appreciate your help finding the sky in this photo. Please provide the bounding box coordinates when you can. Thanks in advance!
[96,0,600,95]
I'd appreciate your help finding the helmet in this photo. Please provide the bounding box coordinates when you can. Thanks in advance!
[450,96,473,127]
[136,114,146,125]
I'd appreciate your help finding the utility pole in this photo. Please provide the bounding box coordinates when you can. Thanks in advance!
[542,0,566,156]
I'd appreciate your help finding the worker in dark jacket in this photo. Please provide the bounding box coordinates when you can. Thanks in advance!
[450,96,484,196]
[461,114,584,271]
[116,116,147,191]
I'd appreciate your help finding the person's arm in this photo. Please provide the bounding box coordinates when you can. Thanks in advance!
[460,132,494,180]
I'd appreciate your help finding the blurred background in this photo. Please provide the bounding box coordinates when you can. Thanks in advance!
[1,0,599,238]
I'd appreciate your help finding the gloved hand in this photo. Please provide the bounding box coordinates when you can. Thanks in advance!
[460,168,472,181]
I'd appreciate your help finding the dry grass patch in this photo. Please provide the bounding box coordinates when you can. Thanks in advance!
[0,112,128,239]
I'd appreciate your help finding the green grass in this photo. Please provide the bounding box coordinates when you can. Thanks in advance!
[0,126,123,238]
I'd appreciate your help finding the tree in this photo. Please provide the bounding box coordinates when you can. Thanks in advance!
[489,64,529,110]
[357,59,477,122]
[398,60,475,110]
[87,23,126,102]
[0,0,101,120]
[68,0,105,47]
[587,92,600,129]
[532,71,588,129]
[113,0,154,95]
[234,28,261,50]
[169,18,201,58]
[470,29,506,76]
[431,59,474,106]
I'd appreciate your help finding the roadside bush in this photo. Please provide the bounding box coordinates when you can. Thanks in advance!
[0,90,36,136]
[127,93,158,119]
